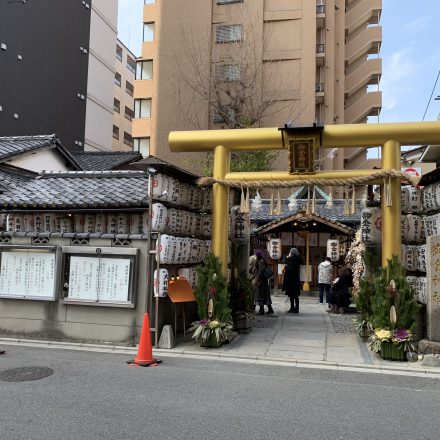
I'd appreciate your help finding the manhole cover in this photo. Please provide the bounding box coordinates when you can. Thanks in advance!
[0,367,54,382]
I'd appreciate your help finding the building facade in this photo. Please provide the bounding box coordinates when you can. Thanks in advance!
[133,0,382,172]
[112,40,136,151]
[0,0,118,152]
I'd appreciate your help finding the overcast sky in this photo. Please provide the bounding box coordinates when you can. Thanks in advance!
[118,0,440,124]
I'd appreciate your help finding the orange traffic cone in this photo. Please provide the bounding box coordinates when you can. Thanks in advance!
[128,313,161,367]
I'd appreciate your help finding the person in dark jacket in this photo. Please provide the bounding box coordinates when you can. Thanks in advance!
[330,267,353,314]
[282,248,303,313]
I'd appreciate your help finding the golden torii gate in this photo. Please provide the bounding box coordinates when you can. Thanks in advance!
[169,122,440,274]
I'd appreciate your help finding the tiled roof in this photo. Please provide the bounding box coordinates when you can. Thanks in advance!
[0,134,82,169]
[250,199,361,225]
[0,166,36,191]
[0,171,149,209]
[72,151,141,171]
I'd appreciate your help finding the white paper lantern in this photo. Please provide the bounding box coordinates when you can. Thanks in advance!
[71,213,84,233]
[360,208,381,244]
[416,277,427,304]
[201,215,211,237]
[158,234,172,264]
[406,276,417,297]
[401,186,409,213]
[406,214,423,243]
[153,268,169,297]
[401,244,408,270]
[423,185,435,212]
[407,187,422,213]
[405,245,417,272]
[181,210,191,235]
[166,208,179,234]
[188,212,197,236]
[203,189,213,210]
[401,215,408,242]
[268,238,282,259]
[180,183,190,206]
[150,203,167,232]
[174,237,186,264]
[84,213,96,233]
[327,239,340,262]
[151,173,163,198]
[416,244,426,272]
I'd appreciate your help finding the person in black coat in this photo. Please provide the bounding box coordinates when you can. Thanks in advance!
[282,248,303,313]
[330,267,353,314]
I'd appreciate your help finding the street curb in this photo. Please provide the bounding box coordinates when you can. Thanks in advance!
[1,337,439,378]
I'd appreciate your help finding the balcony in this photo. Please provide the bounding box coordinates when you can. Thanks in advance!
[316,3,325,29]
[345,90,382,123]
[346,0,382,35]
[315,82,325,103]
[345,58,382,96]
[316,43,325,66]
[345,26,382,65]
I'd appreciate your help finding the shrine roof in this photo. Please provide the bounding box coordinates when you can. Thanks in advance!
[0,170,150,209]
[250,199,361,226]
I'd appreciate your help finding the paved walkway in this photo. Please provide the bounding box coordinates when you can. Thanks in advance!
[173,293,371,365]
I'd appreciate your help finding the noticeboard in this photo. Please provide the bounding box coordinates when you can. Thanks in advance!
[62,246,138,307]
[0,248,57,300]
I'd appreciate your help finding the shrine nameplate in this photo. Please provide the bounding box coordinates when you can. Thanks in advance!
[289,138,315,174]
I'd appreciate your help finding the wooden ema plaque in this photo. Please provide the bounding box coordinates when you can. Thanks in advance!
[167,278,196,303]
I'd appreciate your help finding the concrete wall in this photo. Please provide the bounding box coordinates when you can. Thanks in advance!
[9,149,71,173]
[0,236,155,346]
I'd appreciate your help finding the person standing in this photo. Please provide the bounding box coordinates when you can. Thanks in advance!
[318,256,333,305]
[282,248,302,313]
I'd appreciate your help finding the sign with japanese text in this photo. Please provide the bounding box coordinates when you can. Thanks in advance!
[68,256,131,303]
[0,250,56,299]
[289,138,315,174]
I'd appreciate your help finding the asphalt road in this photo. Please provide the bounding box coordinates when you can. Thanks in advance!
[0,346,439,440]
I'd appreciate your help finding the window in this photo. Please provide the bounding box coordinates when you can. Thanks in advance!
[134,99,151,118]
[115,72,121,87]
[124,106,134,121]
[143,22,155,42]
[123,132,133,147]
[136,60,153,80]
[216,24,243,43]
[125,80,134,96]
[113,98,120,113]
[116,45,122,61]
[213,107,236,124]
[113,125,119,139]
[215,64,241,82]
[217,0,243,4]
[126,55,136,74]
[134,138,150,157]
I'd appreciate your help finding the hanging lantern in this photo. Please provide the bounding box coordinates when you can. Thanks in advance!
[153,269,169,297]
[268,238,282,259]
[326,239,340,262]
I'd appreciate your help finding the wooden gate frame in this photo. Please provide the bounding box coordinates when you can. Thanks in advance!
[170,122,440,274]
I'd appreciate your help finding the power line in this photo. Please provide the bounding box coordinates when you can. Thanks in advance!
[422,69,440,121]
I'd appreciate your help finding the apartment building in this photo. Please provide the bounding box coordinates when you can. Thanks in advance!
[0,0,118,152]
[113,40,136,151]
[133,0,382,171]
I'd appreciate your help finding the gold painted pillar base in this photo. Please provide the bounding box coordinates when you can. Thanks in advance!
[212,145,230,276]
[381,139,401,267]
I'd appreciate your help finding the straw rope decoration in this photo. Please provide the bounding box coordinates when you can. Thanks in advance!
[196,169,420,189]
